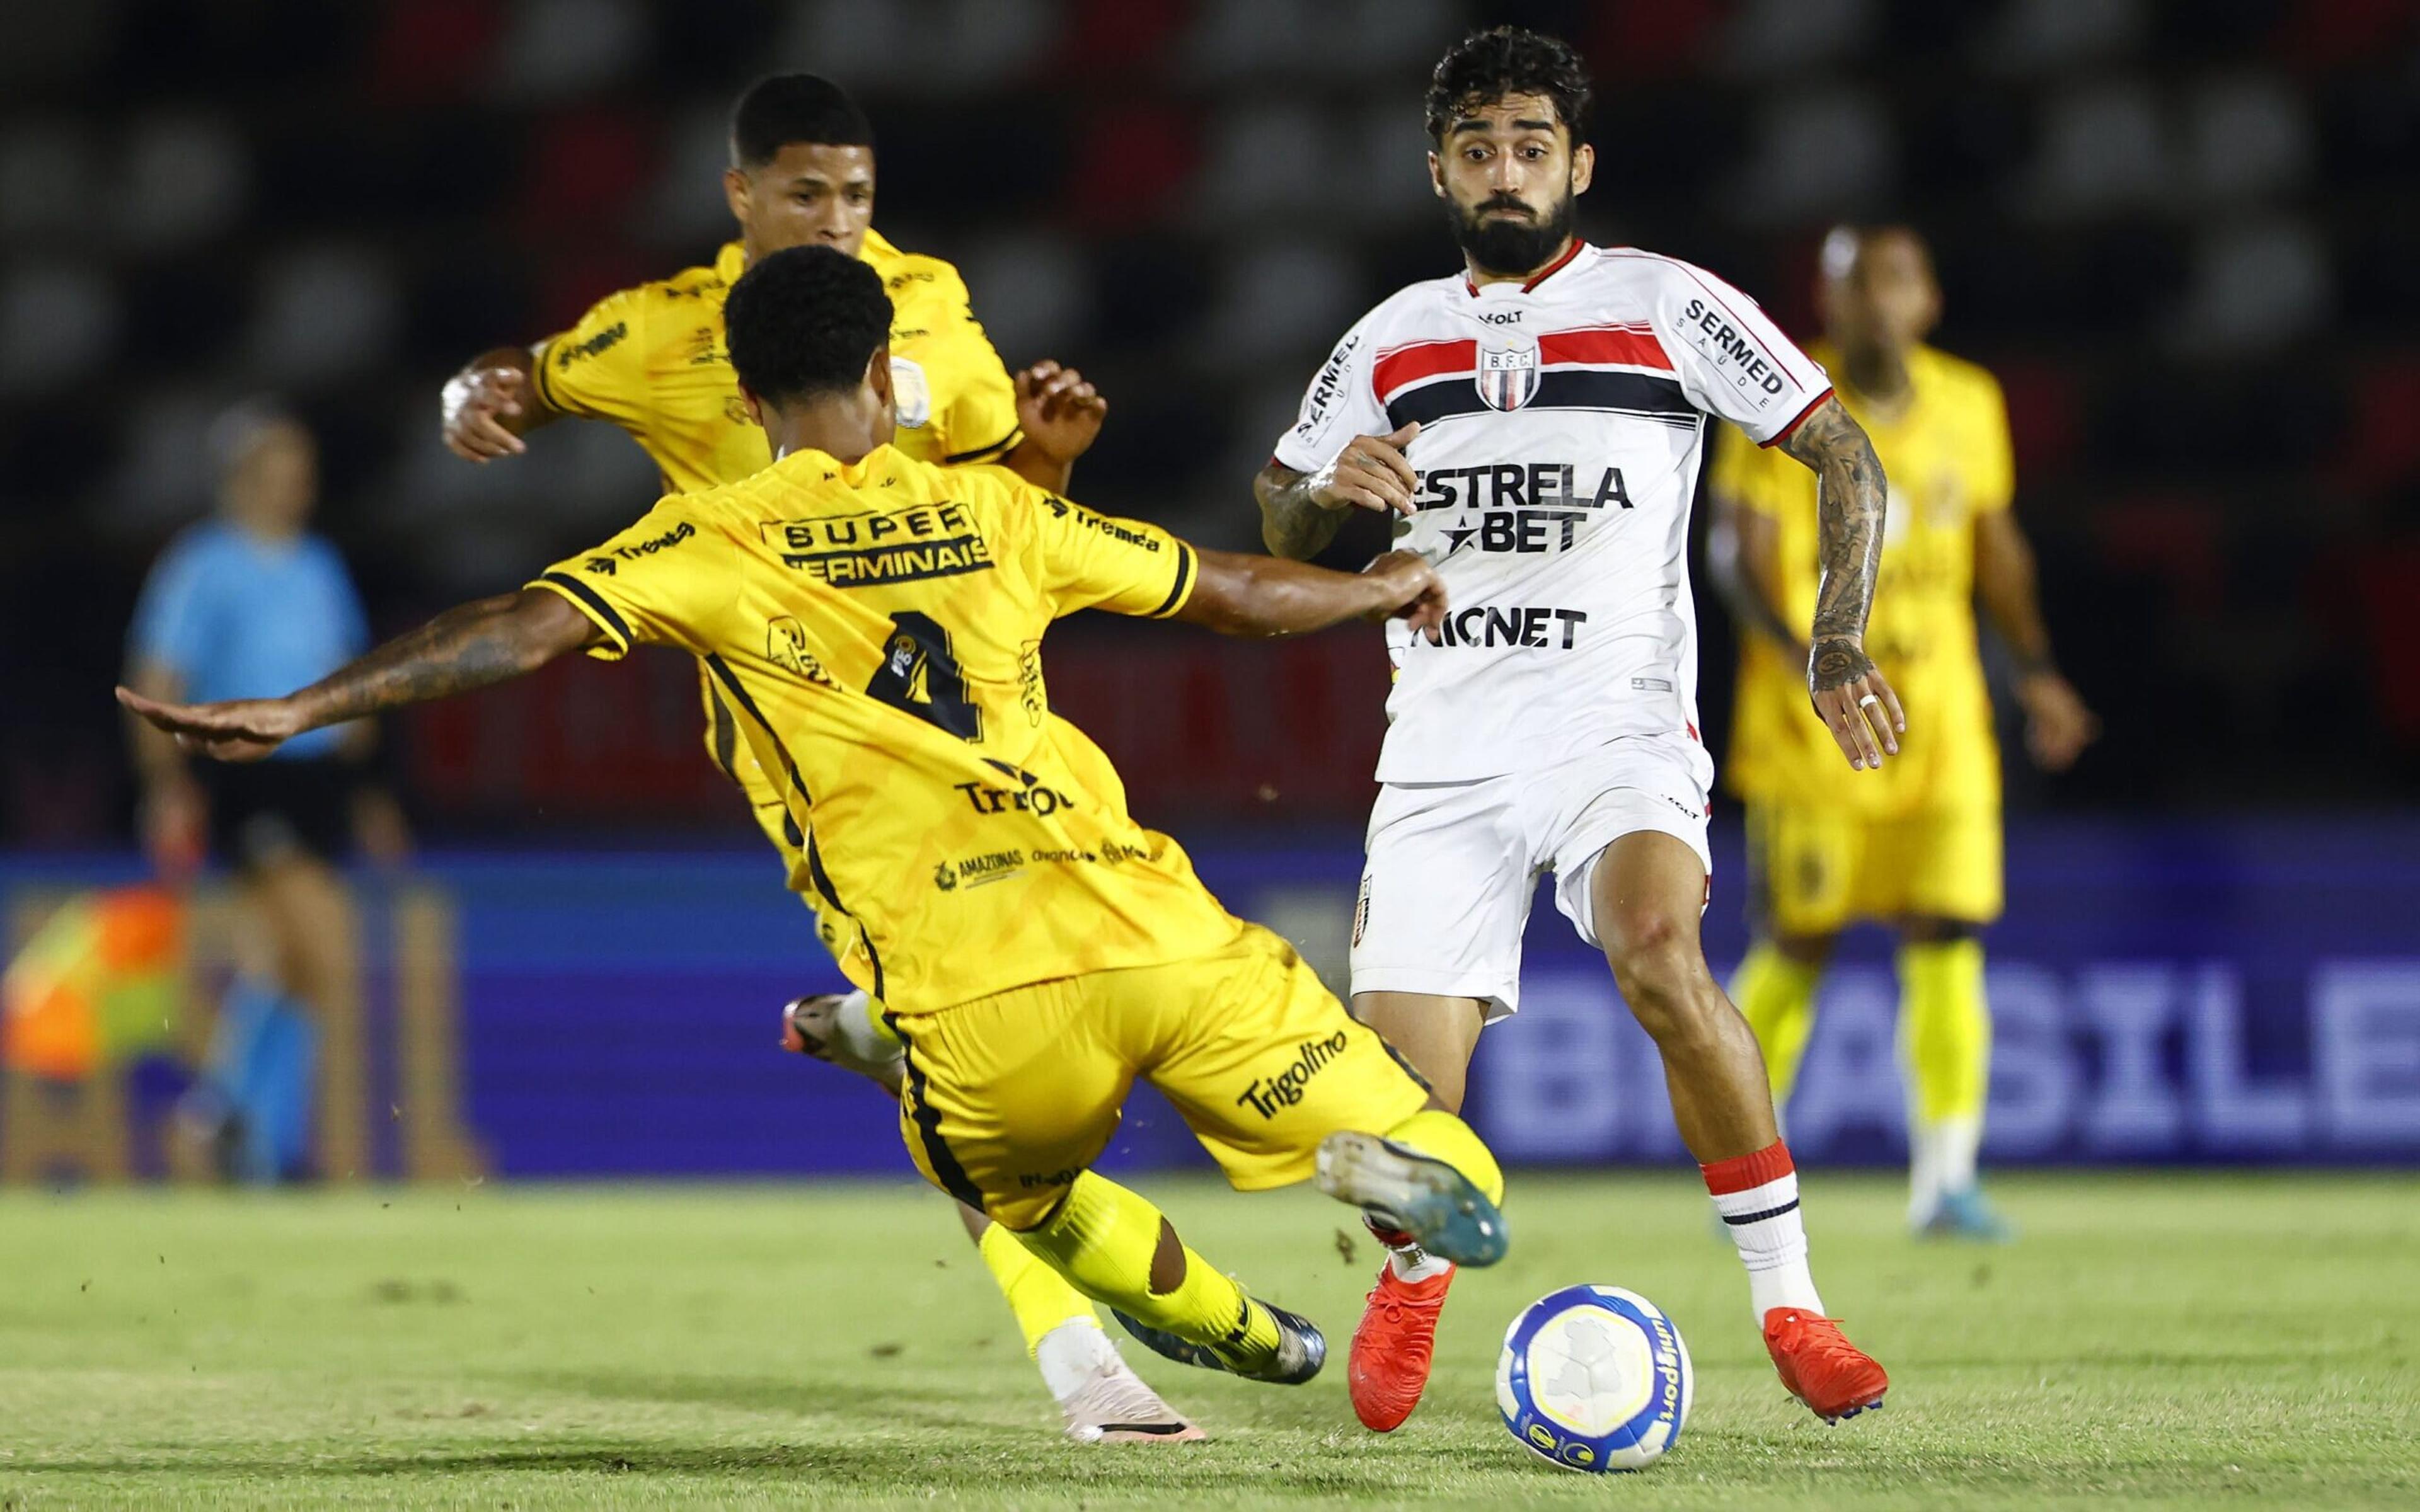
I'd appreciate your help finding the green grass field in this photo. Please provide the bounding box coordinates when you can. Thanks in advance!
[1,1172,2414,1510]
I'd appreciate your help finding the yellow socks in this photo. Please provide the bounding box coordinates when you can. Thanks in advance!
[1383,1107,1504,1204]
[976,1216,1100,1357]
[1732,944,1822,1104]
[1013,1172,1281,1368]
[1899,937,1990,1126]
[1900,936,1990,1215]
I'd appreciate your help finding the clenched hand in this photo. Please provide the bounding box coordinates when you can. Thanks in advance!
[1307,423,1422,516]
[1363,549,1447,643]
[442,365,531,461]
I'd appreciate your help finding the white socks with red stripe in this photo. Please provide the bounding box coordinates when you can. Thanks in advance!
[1367,1217,1454,1285]
[1702,1140,1824,1320]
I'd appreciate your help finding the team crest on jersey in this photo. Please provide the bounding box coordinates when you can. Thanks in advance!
[889,355,932,428]
[1475,336,1540,412]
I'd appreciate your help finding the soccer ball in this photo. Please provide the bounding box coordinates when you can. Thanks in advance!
[1496,1285,1692,1472]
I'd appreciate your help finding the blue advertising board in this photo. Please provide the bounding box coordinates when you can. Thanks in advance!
[3,816,2416,1179]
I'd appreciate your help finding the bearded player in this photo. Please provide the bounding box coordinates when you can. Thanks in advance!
[1709,225,2097,1240]
[1256,28,1898,1430]
[436,76,1180,1443]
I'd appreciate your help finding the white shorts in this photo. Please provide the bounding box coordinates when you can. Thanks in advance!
[1350,733,1714,1021]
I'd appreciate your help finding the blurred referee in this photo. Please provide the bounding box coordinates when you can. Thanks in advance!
[122,401,407,1181]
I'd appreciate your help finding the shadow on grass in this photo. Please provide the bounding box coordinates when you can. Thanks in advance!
[11,1437,1510,1494]
[13,1372,1521,1491]
[505,1367,996,1429]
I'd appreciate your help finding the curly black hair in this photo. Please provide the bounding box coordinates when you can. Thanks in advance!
[730,74,874,169]
[723,246,893,406]
[1423,26,1593,145]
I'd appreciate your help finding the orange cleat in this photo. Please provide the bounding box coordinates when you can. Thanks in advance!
[1347,1265,1455,1431]
[1763,1308,1889,1423]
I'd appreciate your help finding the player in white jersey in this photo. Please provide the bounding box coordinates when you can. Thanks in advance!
[1255,28,1903,1432]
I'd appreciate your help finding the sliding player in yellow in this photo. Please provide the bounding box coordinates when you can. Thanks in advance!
[436,76,1151,1438]
[127,244,1508,1421]
[1708,226,2097,1239]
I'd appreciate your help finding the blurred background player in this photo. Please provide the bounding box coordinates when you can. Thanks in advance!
[122,401,408,1183]
[434,74,1155,1443]
[1708,225,2099,1240]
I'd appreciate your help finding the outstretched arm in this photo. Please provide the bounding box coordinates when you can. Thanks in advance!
[1173,547,1445,641]
[1778,396,1904,769]
[1973,508,2097,771]
[117,589,599,762]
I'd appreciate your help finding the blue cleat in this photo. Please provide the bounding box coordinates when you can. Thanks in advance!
[1918,1186,2015,1242]
[1112,1299,1326,1385]
[1313,1130,1508,1268]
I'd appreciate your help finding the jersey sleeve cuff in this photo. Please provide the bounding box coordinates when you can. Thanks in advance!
[943,426,1022,466]
[527,573,634,660]
[1759,387,1833,449]
[527,340,566,413]
[1269,435,1327,476]
[1146,542,1198,619]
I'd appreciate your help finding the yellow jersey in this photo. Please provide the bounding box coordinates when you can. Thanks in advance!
[1711,341,2013,816]
[531,230,1023,490]
[526,447,1243,1011]
[527,230,1027,931]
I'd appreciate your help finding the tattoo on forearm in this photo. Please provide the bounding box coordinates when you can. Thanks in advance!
[1782,399,1889,692]
[300,595,552,725]
[1256,462,1347,561]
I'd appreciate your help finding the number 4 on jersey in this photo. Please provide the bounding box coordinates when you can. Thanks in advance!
[865,610,982,740]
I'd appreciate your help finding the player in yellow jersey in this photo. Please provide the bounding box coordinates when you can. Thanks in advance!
[124,244,1509,1419]
[434,75,1161,1439]
[1707,226,2098,1239]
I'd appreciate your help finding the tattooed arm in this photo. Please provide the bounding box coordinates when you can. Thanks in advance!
[1777,396,1904,769]
[1253,421,1422,559]
[117,589,600,762]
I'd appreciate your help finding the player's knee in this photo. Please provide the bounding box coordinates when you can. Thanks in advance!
[1606,914,1723,1030]
[1603,905,1686,980]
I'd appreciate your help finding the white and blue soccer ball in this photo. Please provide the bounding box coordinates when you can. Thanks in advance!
[1496,1285,1693,1472]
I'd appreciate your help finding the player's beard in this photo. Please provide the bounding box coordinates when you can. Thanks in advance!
[1448,186,1577,280]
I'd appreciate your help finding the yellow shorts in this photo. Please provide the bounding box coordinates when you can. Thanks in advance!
[1747,803,2003,939]
[885,924,1432,1230]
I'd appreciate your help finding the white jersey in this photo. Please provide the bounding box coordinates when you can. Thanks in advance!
[1274,242,1832,784]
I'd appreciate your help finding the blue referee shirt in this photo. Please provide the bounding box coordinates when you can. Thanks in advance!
[127,522,370,761]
